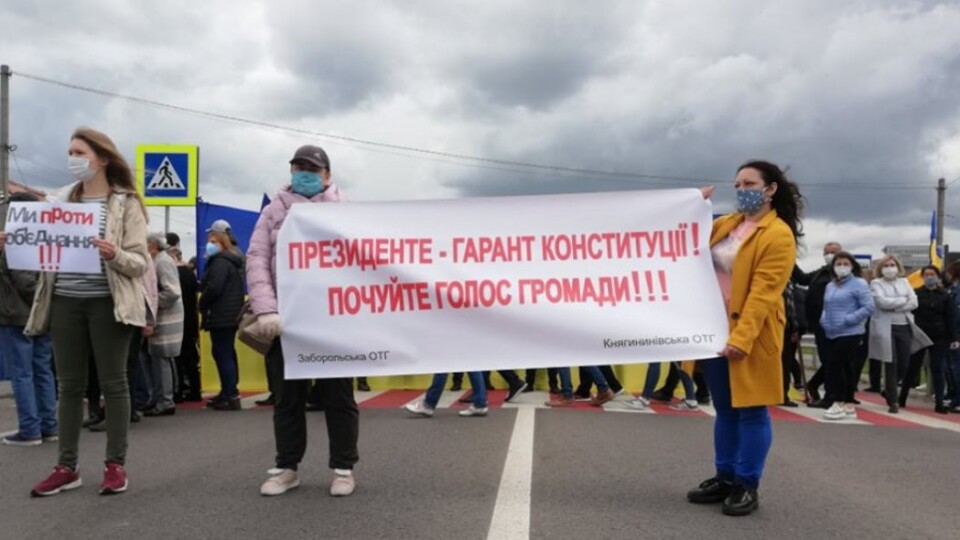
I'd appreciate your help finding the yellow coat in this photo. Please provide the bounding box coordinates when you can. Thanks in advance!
[711,211,796,408]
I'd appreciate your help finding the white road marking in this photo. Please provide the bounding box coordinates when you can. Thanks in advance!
[487,407,535,540]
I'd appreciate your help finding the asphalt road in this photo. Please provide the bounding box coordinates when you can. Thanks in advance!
[1,395,958,540]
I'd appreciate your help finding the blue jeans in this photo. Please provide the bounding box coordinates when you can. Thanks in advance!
[556,365,609,399]
[210,327,240,399]
[702,356,772,489]
[425,372,486,408]
[642,363,662,398]
[674,362,695,400]
[0,326,57,438]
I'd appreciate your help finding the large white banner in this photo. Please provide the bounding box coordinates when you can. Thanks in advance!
[277,189,728,379]
[4,202,103,274]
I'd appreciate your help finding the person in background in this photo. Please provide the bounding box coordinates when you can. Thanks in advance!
[169,245,201,402]
[686,160,800,517]
[793,241,843,407]
[17,127,149,496]
[0,192,58,447]
[524,367,560,394]
[356,378,371,392]
[868,255,930,414]
[942,261,960,412]
[199,229,246,411]
[854,268,883,393]
[143,233,183,417]
[624,363,664,410]
[574,365,624,400]
[902,265,956,413]
[545,365,615,407]
[247,145,359,498]
[651,362,711,405]
[404,372,489,417]
[819,253,874,420]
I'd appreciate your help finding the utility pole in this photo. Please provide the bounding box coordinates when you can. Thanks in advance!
[1,65,11,209]
[937,177,946,253]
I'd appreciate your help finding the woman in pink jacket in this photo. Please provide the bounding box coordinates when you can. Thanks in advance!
[247,145,359,498]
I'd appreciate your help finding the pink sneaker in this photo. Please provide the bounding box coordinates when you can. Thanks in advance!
[31,465,82,497]
[99,462,128,495]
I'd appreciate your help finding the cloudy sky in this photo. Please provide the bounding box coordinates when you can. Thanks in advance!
[3,0,960,268]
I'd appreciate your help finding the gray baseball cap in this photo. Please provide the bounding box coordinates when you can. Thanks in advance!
[289,145,330,169]
[206,219,231,233]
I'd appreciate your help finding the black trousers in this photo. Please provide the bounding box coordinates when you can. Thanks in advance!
[575,365,623,396]
[657,362,710,401]
[826,335,862,403]
[885,325,913,407]
[267,339,359,471]
[781,330,799,402]
[525,368,559,390]
[175,333,201,397]
[806,327,831,396]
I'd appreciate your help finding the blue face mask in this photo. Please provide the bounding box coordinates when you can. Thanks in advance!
[205,242,221,258]
[736,188,766,214]
[291,171,323,198]
[924,277,940,289]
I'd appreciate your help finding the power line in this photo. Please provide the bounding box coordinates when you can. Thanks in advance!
[14,70,939,191]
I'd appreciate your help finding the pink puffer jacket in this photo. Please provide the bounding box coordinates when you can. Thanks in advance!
[247,184,343,315]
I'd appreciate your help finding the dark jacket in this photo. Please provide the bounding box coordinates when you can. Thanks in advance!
[199,251,246,330]
[949,284,960,342]
[792,264,833,332]
[913,286,956,343]
[0,251,39,326]
[178,264,199,341]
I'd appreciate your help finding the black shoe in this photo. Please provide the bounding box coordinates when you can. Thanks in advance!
[173,393,185,404]
[548,387,561,395]
[888,404,899,414]
[130,412,141,423]
[687,477,733,504]
[805,385,821,403]
[205,396,224,409]
[865,387,881,393]
[450,383,462,392]
[651,390,673,403]
[88,419,107,432]
[782,400,799,408]
[136,402,157,413]
[212,398,241,411]
[722,486,759,516]
[358,381,371,392]
[143,407,176,417]
[255,396,275,406]
[305,402,324,412]
[935,404,949,414]
[851,398,861,405]
[807,399,829,409]
[506,382,527,403]
[184,391,203,402]
[82,415,102,428]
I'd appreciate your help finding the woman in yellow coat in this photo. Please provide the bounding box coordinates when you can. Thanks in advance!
[686,160,801,516]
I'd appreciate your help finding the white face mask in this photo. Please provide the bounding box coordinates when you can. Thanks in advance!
[881,266,899,279]
[834,265,852,278]
[824,253,836,265]
[68,156,97,182]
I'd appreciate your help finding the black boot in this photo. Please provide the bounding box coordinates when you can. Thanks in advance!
[687,477,733,504]
[357,377,371,392]
[722,485,759,516]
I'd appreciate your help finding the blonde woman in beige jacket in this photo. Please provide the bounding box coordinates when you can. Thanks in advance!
[0,128,149,497]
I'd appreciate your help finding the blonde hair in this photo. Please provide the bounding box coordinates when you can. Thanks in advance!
[875,254,904,277]
[68,127,147,218]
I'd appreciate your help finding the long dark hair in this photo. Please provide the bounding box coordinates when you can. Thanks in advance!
[737,160,804,240]
[832,251,862,278]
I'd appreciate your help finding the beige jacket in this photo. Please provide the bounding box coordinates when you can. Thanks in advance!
[25,188,150,335]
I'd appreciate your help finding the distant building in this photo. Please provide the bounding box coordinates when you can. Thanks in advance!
[883,244,935,272]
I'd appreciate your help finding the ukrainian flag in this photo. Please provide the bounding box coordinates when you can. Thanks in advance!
[907,211,941,288]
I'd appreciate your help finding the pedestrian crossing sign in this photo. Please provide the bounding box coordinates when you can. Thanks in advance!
[136,144,199,207]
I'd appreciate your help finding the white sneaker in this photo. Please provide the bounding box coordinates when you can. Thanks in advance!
[330,469,355,497]
[260,469,300,496]
[823,403,846,421]
[844,404,857,417]
[459,405,489,417]
[624,397,650,410]
[403,401,435,417]
[670,399,700,411]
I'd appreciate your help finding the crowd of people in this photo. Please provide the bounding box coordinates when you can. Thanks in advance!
[1,128,959,518]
